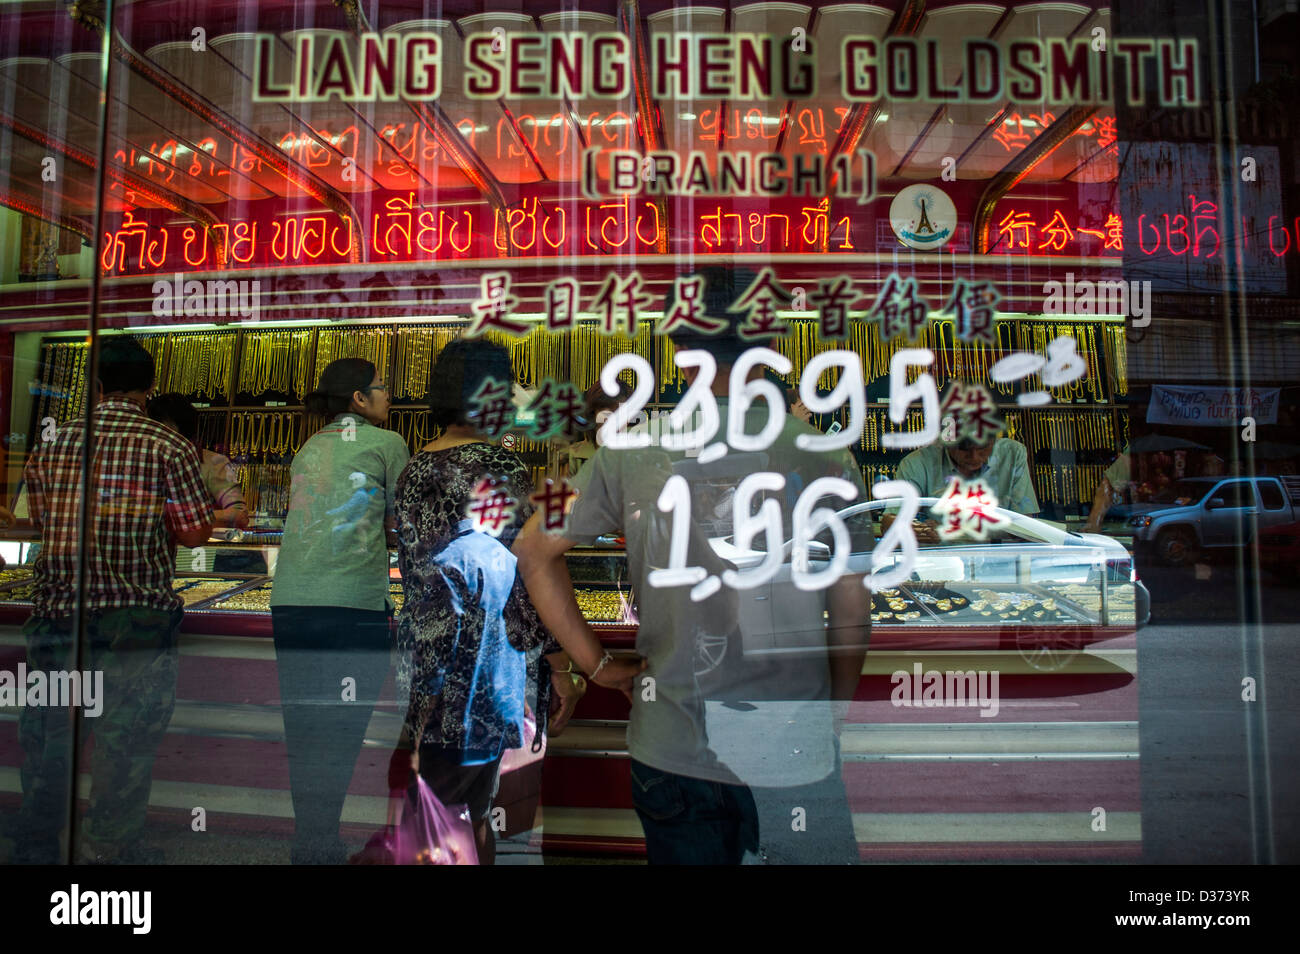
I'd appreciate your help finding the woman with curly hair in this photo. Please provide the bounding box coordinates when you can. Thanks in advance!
[390,338,640,863]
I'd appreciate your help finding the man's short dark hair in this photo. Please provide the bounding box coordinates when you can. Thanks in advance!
[426,337,513,429]
[664,265,786,365]
[952,435,998,450]
[98,336,154,395]
[147,393,198,443]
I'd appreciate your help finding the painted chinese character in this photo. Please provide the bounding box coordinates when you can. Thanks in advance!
[467,377,515,438]
[866,274,929,341]
[931,476,1009,541]
[468,475,517,536]
[940,382,1003,445]
[592,271,655,336]
[660,275,729,336]
[544,278,579,332]
[811,275,862,340]
[732,267,791,340]
[530,478,578,532]
[467,271,527,336]
[942,279,1000,344]
[1037,210,1074,252]
[523,379,586,441]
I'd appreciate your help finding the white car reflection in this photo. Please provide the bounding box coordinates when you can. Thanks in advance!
[710,496,1150,659]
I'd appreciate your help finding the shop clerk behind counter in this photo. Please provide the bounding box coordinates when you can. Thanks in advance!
[885,434,1039,544]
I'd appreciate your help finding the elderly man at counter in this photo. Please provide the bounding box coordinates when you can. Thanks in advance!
[885,432,1039,544]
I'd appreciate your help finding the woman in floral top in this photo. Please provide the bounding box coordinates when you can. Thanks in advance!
[391,338,641,863]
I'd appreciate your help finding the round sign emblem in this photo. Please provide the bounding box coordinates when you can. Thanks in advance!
[500,432,517,451]
[889,185,957,250]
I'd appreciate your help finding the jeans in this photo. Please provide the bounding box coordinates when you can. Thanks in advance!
[629,760,759,865]
[17,606,183,863]
[630,755,859,865]
[272,606,391,864]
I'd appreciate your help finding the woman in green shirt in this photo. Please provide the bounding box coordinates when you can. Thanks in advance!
[269,358,410,865]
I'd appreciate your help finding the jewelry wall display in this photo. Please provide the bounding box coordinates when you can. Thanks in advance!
[1104,324,1128,396]
[486,326,567,390]
[228,410,298,457]
[1077,464,1108,508]
[512,435,549,454]
[313,327,394,390]
[658,328,686,393]
[237,329,314,400]
[771,321,845,392]
[998,320,1110,404]
[387,408,437,454]
[157,332,236,400]
[137,334,168,384]
[853,320,937,384]
[860,407,926,451]
[1003,409,1022,442]
[197,409,228,454]
[1036,464,1060,504]
[568,322,652,393]
[1033,463,1107,508]
[27,313,1129,534]
[1026,409,1118,451]
[1078,324,1105,402]
[234,460,291,517]
[392,327,458,400]
[303,412,328,439]
[862,463,897,486]
[36,342,88,424]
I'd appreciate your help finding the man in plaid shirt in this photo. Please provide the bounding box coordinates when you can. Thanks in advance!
[13,336,212,864]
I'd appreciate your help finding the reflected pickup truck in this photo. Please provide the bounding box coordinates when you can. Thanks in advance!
[1128,475,1300,566]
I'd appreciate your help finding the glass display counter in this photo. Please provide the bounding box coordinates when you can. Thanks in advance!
[0,520,1141,647]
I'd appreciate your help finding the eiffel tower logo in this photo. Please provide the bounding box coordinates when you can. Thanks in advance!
[915,198,935,235]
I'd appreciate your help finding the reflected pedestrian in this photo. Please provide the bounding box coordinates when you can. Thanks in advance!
[270,358,409,864]
[14,336,212,864]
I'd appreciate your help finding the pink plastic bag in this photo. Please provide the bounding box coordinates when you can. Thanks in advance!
[499,709,545,775]
[351,776,479,865]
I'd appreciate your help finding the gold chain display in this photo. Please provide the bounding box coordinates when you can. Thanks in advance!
[233,460,291,515]
[393,327,458,399]
[37,342,88,424]
[486,326,565,389]
[1104,324,1128,396]
[388,408,438,454]
[27,312,1127,525]
[154,332,236,399]
[770,321,843,391]
[313,327,393,389]
[572,322,653,393]
[237,329,314,399]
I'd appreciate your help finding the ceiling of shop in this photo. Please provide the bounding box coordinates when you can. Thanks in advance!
[0,1,1116,227]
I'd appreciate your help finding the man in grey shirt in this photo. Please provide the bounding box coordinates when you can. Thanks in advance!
[515,267,871,864]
